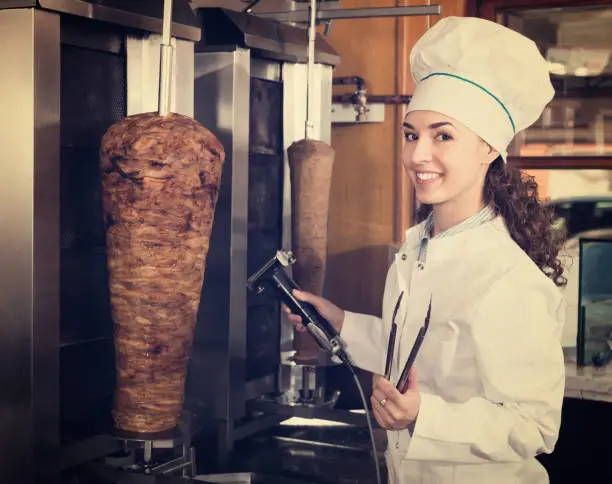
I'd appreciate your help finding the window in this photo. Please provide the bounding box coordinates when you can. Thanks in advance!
[480,0,612,170]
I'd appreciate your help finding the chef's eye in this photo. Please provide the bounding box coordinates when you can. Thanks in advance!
[436,132,453,142]
[404,132,417,142]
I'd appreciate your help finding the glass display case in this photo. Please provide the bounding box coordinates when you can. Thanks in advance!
[577,237,612,366]
[479,0,612,169]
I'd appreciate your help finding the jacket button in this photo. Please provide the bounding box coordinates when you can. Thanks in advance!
[401,254,407,261]
[417,262,424,270]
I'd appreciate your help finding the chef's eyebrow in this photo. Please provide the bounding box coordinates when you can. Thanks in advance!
[403,122,454,130]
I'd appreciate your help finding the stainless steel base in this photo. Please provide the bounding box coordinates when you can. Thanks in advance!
[276,350,341,407]
[107,422,196,478]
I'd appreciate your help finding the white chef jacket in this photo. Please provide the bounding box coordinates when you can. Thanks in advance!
[340,214,566,483]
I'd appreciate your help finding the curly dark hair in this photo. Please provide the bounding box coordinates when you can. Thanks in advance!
[417,157,568,287]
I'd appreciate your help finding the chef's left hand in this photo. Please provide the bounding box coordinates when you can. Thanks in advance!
[371,367,420,431]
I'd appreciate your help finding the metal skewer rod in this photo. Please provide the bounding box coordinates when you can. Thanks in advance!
[159,0,174,116]
[305,0,317,139]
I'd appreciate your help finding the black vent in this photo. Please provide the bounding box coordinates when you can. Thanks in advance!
[59,34,126,446]
[60,45,126,149]
[246,77,284,382]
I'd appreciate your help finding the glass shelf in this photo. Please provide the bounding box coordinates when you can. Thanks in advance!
[498,4,612,159]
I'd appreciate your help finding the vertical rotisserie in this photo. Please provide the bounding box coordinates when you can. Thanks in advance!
[287,139,335,360]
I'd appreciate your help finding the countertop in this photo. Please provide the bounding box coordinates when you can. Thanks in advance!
[563,347,612,403]
[195,422,389,484]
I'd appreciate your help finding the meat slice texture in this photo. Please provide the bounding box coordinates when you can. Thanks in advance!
[99,112,225,433]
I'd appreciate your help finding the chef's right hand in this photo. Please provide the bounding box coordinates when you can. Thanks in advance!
[282,290,345,334]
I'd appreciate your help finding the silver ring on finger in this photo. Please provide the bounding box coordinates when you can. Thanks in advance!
[379,398,387,408]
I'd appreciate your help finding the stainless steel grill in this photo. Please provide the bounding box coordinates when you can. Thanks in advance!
[0,2,199,482]
[0,2,345,481]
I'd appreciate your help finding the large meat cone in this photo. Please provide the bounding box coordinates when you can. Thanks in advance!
[287,139,335,360]
[99,112,225,433]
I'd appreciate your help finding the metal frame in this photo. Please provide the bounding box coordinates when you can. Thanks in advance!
[0,7,61,483]
[254,4,442,22]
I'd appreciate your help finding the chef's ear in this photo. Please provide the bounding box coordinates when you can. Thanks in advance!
[479,140,499,166]
[487,146,500,165]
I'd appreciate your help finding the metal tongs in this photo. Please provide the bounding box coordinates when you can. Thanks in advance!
[384,294,432,393]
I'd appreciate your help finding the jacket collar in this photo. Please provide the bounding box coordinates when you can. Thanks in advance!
[420,204,496,240]
[403,212,510,261]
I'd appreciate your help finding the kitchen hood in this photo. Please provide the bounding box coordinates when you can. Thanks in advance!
[195,7,340,66]
[0,0,201,41]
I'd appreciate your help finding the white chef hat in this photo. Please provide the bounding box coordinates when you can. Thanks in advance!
[406,16,555,160]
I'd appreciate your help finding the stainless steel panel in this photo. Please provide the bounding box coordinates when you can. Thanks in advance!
[174,39,196,117]
[126,35,195,117]
[228,48,251,422]
[190,48,250,426]
[0,0,202,41]
[318,65,333,147]
[0,7,61,483]
[33,9,61,482]
[251,58,281,82]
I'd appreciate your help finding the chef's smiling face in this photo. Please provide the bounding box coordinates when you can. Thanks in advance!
[402,110,498,212]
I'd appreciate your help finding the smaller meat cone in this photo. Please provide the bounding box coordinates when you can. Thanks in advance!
[287,138,335,360]
[99,112,225,433]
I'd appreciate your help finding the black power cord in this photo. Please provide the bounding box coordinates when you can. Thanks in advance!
[337,354,382,484]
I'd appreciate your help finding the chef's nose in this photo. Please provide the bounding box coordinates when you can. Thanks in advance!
[409,137,433,165]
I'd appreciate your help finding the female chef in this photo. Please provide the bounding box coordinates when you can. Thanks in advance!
[285,16,567,483]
